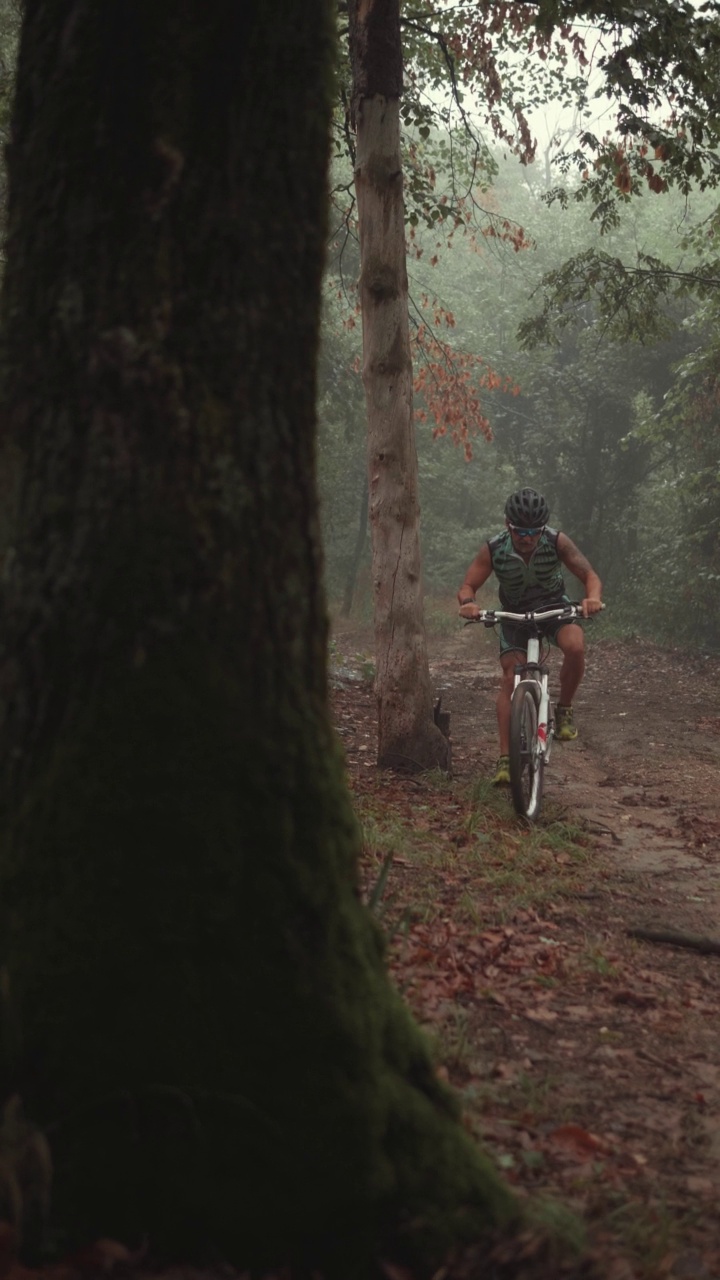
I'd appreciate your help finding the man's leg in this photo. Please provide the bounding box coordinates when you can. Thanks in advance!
[556,623,585,704]
[555,624,585,740]
[497,650,524,755]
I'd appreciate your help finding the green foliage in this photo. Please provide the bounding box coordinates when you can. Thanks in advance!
[641,314,720,648]
[319,134,720,630]
[517,249,680,348]
[387,2,720,233]
[324,2,720,648]
[535,2,720,215]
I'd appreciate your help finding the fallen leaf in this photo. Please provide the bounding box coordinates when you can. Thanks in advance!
[548,1123,611,1158]
[525,1005,558,1024]
[686,1176,715,1196]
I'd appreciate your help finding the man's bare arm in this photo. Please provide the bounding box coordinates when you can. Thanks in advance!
[557,533,603,615]
[459,543,493,598]
[458,543,492,614]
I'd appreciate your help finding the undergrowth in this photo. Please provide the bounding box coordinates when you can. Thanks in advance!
[358,772,594,929]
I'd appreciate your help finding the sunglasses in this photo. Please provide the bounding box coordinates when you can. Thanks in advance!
[509,524,545,538]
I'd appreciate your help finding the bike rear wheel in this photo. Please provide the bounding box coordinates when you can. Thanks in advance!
[509,680,544,821]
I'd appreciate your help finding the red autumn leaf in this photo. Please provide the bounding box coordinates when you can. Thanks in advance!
[614,164,632,193]
[549,1123,610,1158]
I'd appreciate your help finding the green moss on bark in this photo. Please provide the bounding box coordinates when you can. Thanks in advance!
[0,643,515,1268]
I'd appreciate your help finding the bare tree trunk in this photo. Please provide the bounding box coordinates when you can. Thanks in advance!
[349,0,450,772]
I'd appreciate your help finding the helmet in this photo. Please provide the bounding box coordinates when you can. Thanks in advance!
[504,487,550,528]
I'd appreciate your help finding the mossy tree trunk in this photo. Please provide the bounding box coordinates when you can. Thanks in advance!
[348,0,451,773]
[0,0,512,1270]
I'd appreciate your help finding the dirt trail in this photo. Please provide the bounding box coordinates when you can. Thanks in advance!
[436,625,720,934]
[333,618,720,1277]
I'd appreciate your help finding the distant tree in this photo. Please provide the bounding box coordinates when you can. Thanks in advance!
[348,0,451,770]
[315,306,368,613]
[650,292,720,648]
[0,0,516,1268]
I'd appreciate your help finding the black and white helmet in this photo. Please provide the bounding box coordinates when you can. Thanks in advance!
[504,487,550,528]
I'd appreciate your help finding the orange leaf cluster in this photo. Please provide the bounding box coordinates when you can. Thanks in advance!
[413,324,519,460]
[596,137,670,196]
[480,219,532,253]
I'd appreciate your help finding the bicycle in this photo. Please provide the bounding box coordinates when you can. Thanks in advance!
[467,602,593,822]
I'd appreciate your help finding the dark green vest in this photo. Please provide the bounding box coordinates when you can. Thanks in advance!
[488,528,566,610]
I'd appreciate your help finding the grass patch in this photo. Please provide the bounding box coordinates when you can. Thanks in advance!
[459,785,593,921]
[581,947,620,978]
[601,1196,699,1279]
[354,769,595,931]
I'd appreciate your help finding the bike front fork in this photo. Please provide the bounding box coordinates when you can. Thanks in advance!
[514,671,553,760]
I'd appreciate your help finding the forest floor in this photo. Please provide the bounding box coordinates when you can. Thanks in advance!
[331,607,720,1280]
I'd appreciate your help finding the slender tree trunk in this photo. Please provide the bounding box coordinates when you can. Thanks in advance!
[0,0,508,1267]
[349,0,450,772]
[341,474,368,617]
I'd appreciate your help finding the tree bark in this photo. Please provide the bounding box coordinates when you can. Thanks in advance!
[0,0,508,1267]
[349,0,451,772]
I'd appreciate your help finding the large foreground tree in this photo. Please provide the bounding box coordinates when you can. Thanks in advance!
[0,0,515,1272]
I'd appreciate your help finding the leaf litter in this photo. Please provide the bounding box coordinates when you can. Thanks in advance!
[3,622,720,1280]
[331,614,720,1279]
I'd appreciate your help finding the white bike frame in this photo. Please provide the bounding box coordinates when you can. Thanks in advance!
[470,603,586,819]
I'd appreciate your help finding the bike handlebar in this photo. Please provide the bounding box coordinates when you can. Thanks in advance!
[464,602,605,625]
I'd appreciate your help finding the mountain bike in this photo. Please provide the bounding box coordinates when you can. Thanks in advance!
[468,603,590,822]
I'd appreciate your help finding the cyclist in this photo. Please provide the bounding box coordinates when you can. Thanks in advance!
[457,487,603,785]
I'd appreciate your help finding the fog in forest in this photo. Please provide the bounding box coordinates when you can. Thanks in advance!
[319,5,720,650]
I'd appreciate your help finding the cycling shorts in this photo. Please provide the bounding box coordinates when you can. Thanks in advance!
[498,614,584,656]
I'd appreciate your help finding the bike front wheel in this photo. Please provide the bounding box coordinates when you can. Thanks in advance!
[509,680,544,821]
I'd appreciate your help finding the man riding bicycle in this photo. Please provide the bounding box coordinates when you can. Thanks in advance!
[457,487,603,785]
